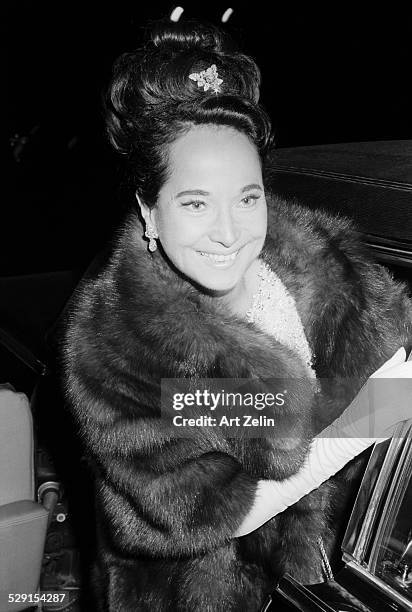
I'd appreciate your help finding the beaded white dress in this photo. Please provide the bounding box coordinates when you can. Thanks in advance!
[246,260,316,379]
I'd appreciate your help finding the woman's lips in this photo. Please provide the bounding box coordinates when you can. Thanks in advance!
[196,250,240,268]
[198,250,239,263]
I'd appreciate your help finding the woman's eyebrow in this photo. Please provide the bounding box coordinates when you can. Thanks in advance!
[241,184,263,193]
[176,189,210,197]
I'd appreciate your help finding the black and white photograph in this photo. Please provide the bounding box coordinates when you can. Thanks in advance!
[3,3,412,611]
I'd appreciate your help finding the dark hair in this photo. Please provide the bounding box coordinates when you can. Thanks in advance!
[105,20,273,208]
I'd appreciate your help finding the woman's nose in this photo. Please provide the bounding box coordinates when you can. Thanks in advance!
[209,207,239,247]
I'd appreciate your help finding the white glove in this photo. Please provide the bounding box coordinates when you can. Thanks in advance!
[326,347,412,440]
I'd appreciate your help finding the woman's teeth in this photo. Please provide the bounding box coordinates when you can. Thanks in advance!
[199,251,239,262]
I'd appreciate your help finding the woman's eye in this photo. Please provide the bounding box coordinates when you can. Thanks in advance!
[181,201,206,211]
[241,195,260,207]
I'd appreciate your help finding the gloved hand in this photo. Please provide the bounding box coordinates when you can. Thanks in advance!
[324,348,412,440]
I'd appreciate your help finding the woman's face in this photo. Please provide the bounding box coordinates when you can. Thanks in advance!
[140,125,267,294]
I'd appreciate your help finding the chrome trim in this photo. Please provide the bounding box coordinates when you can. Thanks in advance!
[363,234,412,250]
[341,440,389,559]
[343,425,410,564]
[368,429,412,574]
[275,574,337,612]
[270,164,412,192]
[365,243,412,258]
[0,327,49,376]
[363,240,412,267]
[345,560,412,611]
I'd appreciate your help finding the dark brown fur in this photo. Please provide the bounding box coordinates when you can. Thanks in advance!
[62,194,412,611]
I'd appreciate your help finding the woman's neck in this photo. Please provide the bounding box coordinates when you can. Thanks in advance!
[218,258,262,318]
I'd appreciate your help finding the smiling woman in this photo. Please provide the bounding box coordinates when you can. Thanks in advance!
[61,18,412,612]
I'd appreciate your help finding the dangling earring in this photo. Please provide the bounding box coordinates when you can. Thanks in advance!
[145,224,158,252]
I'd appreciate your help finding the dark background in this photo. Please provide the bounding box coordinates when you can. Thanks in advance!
[5,2,412,277]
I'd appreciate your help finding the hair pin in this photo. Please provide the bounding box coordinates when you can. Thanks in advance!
[189,64,223,93]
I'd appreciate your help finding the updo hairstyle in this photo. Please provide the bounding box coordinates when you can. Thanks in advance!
[105,20,273,208]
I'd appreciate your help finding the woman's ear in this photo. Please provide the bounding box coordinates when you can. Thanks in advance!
[135,192,157,231]
[136,192,159,252]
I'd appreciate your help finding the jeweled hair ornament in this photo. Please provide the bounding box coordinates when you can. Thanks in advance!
[189,64,223,93]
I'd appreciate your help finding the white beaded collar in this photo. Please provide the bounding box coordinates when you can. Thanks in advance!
[246,260,316,378]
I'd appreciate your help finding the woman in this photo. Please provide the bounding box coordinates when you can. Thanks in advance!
[62,20,412,611]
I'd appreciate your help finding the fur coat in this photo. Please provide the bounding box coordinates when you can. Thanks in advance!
[62,194,412,612]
